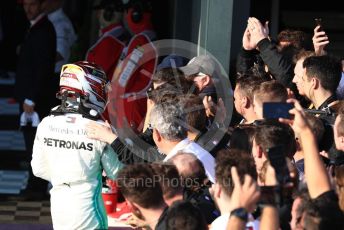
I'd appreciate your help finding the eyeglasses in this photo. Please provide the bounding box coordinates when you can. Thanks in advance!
[146,87,154,99]
[235,123,257,129]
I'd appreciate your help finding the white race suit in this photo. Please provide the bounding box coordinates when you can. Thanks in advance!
[32,113,124,229]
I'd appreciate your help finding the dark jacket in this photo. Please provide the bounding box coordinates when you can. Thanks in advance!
[236,38,296,89]
[110,128,165,164]
[15,15,56,118]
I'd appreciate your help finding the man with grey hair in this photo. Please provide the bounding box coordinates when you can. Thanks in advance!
[150,102,215,183]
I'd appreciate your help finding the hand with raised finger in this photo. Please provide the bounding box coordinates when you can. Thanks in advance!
[279,99,309,135]
[231,166,261,213]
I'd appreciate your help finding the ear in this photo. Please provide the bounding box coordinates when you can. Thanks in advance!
[203,75,211,86]
[311,77,319,89]
[153,128,162,142]
[213,183,222,199]
[242,96,249,108]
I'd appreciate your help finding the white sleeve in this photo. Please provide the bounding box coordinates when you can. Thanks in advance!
[53,18,76,60]
[31,121,51,182]
[101,144,124,180]
[55,24,75,60]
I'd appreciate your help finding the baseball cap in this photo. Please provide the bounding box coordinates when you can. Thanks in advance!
[156,54,189,72]
[93,0,124,10]
[179,55,221,79]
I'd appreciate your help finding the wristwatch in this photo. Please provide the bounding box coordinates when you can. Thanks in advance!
[230,207,248,222]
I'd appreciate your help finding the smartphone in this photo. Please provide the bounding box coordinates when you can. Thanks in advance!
[263,102,294,119]
[266,145,291,186]
[315,18,323,31]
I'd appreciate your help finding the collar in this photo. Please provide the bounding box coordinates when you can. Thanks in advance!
[140,29,156,41]
[200,85,216,94]
[239,118,246,124]
[30,13,45,27]
[317,94,337,110]
[164,138,191,161]
[101,23,122,35]
[155,207,169,230]
[193,128,208,142]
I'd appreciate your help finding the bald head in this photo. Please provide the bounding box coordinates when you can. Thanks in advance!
[168,152,207,185]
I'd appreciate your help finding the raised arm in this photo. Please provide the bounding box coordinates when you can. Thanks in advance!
[312,25,329,56]
[226,166,260,230]
[259,164,279,230]
[279,99,331,198]
[236,23,261,76]
[248,17,294,88]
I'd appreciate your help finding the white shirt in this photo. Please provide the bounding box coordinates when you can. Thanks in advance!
[30,13,45,27]
[48,8,77,73]
[336,72,344,99]
[163,138,215,183]
[210,213,260,230]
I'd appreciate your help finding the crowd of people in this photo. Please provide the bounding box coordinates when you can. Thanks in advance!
[1,0,344,229]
